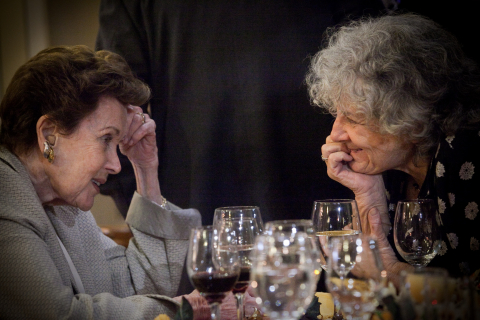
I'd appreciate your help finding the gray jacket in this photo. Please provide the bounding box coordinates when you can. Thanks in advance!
[0,146,201,319]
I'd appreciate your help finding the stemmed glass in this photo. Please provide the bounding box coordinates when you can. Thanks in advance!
[214,217,259,320]
[250,223,317,320]
[264,219,322,283]
[187,225,240,320]
[393,199,441,267]
[326,234,386,320]
[311,199,362,271]
[214,206,264,234]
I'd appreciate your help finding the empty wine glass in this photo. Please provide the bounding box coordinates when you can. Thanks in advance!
[187,225,240,320]
[311,199,362,271]
[214,206,264,234]
[250,224,317,320]
[326,234,386,320]
[215,217,259,320]
[264,219,322,282]
[394,199,441,267]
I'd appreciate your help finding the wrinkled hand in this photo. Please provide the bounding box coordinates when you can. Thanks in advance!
[321,136,390,235]
[176,287,261,320]
[174,290,210,320]
[368,208,413,288]
[119,106,158,169]
[321,135,381,195]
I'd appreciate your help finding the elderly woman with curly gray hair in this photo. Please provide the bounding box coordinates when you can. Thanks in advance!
[306,13,480,287]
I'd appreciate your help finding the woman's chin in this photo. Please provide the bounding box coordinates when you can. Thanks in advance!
[348,162,376,175]
[75,198,95,212]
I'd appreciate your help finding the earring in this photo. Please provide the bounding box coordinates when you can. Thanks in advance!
[43,141,55,163]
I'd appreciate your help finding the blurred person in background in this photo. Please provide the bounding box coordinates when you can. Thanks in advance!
[95,0,393,224]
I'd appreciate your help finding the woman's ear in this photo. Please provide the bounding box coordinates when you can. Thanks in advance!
[36,115,57,150]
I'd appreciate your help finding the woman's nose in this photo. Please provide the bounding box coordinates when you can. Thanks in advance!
[330,115,350,142]
[107,149,122,174]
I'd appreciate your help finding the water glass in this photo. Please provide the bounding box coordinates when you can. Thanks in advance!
[394,199,441,267]
[214,206,264,234]
[326,234,386,320]
[250,227,317,320]
[311,199,362,271]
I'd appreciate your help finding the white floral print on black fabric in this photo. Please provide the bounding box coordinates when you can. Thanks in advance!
[446,135,455,148]
[447,233,459,249]
[459,162,475,180]
[448,193,455,206]
[436,162,445,178]
[436,240,448,256]
[384,128,480,278]
[465,202,478,220]
[436,211,443,226]
[438,197,446,214]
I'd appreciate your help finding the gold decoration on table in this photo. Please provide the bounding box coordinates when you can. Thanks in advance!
[245,307,269,320]
[314,292,335,319]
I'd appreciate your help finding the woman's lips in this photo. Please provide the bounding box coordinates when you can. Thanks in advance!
[91,179,103,192]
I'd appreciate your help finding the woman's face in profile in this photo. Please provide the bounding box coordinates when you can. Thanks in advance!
[45,96,127,211]
[329,108,414,175]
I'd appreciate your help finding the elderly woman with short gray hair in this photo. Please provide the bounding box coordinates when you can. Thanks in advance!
[0,45,256,319]
[306,13,480,286]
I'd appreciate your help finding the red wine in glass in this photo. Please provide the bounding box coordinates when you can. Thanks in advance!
[232,266,251,294]
[191,271,239,304]
[187,225,240,320]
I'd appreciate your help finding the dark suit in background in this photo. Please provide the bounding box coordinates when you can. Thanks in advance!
[95,0,390,224]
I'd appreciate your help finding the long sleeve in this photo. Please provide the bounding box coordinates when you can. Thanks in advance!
[425,129,480,278]
[0,147,201,320]
[124,192,201,297]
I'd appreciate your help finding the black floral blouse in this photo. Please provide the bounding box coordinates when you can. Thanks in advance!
[384,127,480,283]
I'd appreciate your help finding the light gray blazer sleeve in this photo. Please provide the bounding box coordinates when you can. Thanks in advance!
[0,147,201,320]
[124,192,202,297]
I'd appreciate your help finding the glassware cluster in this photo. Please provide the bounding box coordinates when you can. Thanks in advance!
[185,197,449,320]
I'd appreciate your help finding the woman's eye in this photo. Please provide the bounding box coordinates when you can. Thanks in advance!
[346,117,358,124]
[103,135,113,147]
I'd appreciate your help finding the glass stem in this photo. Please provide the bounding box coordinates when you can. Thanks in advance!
[235,293,245,320]
[209,302,221,320]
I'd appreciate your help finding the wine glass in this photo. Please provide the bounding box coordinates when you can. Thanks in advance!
[393,199,441,267]
[187,225,240,320]
[214,206,264,234]
[264,219,322,282]
[250,224,317,320]
[311,199,362,271]
[326,234,386,320]
[215,217,259,320]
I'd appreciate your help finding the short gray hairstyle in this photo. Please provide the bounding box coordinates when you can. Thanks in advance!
[306,13,480,161]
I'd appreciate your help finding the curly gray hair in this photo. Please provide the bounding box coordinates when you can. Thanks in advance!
[306,13,480,161]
